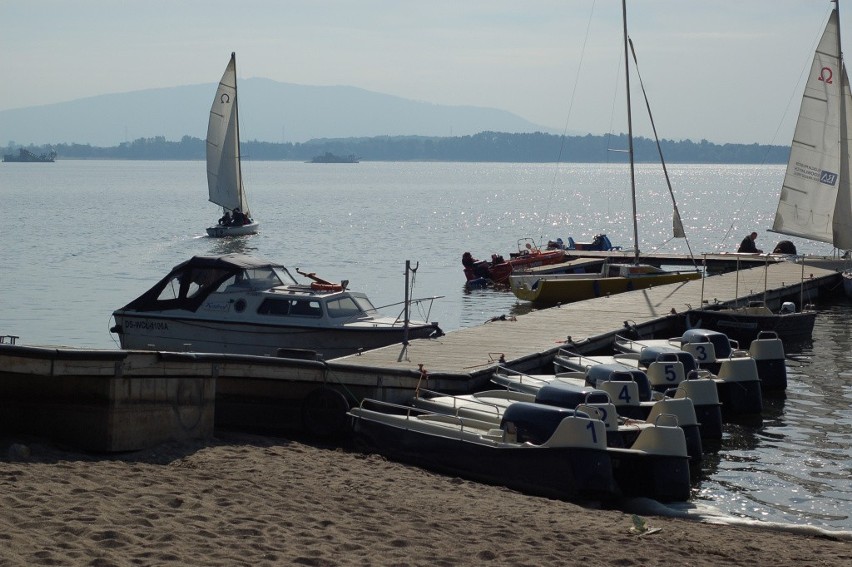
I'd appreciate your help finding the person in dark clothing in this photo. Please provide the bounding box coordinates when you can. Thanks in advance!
[772,240,797,254]
[232,208,247,225]
[218,211,232,226]
[737,231,762,253]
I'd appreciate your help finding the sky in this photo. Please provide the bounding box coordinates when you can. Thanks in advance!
[0,0,846,145]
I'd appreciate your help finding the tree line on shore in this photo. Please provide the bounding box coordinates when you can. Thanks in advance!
[7,131,789,163]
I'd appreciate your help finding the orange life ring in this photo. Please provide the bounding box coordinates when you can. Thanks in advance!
[310,282,344,292]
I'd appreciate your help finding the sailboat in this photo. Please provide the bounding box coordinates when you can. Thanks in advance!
[206,52,259,238]
[771,1,852,296]
[509,0,700,306]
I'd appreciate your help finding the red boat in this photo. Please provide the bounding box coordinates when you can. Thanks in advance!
[463,239,566,286]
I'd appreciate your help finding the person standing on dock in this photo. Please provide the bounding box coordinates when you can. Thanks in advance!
[737,231,762,253]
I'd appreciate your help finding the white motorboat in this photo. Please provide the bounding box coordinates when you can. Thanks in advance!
[111,254,443,359]
[205,53,259,237]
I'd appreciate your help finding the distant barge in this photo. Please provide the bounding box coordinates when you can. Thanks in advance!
[309,152,359,163]
[3,148,57,163]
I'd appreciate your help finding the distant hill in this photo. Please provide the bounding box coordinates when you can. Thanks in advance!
[0,79,552,146]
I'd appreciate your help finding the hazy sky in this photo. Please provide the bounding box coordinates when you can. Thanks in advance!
[0,0,845,144]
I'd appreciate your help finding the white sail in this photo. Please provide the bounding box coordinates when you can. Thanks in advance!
[773,9,852,249]
[206,53,249,215]
[834,64,852,248]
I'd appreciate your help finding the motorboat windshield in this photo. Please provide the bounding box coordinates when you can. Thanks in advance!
[220,265,298,292]
[119,254,296,313]
[325,294,379,319]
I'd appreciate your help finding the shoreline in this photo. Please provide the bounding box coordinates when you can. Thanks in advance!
[2,431,849,566]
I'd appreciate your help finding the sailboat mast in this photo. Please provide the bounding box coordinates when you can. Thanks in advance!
[231,52,248,217]
[622,0,639,263]
[836,1,841,56]
[833,0,852,251]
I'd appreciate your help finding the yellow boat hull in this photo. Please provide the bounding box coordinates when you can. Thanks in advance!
[511,271,701,305]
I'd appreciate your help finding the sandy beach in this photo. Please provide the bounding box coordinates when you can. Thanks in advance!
[1,431,849,567]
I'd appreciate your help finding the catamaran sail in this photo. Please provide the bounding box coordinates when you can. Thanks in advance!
[206,52,258,237]
[772,5,852,251]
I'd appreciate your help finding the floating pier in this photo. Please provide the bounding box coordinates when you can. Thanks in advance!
[0,261,842,446]
[327,261,838,385]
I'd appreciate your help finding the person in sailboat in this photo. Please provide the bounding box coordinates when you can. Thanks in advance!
[218,211,233,226]
[232,208,247,226]
[737,231,762,254]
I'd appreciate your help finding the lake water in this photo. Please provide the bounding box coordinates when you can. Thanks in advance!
[1,160,850,534]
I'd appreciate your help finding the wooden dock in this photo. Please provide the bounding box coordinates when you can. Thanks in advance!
[1,261,842,445]
[327,261,841,393]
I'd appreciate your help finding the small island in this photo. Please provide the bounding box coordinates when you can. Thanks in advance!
[309,152,359,163]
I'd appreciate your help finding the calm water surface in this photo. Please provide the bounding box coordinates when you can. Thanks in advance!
[1,160,850,533]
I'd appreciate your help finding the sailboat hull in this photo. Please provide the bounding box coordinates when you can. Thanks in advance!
[206,221,259,238]
[510,271,700,306]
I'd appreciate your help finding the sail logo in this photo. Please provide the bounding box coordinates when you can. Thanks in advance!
[820,170,838,185]
[819,66,834,84]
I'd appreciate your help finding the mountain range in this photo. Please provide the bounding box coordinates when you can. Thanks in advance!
[0,79,552,147]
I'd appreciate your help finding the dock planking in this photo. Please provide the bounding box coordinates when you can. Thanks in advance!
[329,261,839,382]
